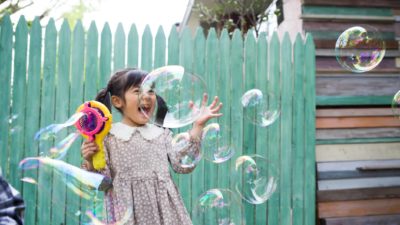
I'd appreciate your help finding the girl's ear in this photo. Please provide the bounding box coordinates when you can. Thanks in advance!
[111,95,123,109]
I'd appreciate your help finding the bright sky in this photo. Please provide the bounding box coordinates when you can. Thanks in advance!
[8,0,190,34]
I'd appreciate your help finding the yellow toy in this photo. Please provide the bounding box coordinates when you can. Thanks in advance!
[75,101,112,170]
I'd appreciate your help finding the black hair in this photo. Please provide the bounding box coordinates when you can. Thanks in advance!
[95,68,169,125]
[95,68,147,114]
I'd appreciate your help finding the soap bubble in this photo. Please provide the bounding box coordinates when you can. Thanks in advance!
[233,155,277,204]
[241,89,280,127]
[335,26,385,73]
[202,123,235,163]
[392,90,400,118]
[171,132,202,169]
[192,189,244,225]
[140,65,207,128]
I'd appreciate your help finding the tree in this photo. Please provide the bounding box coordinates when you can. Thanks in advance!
[194,0,283,37]
[0,0,99,26]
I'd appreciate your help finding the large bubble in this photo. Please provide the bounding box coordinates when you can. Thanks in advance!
[202,123,235,163]
[34,112,85,140]
[392,90,400,118]
[171,132,202,169]
[335,26,385,73]
[241,89,280,127]
[140,65,207,128]
[192,189,244,225]
[233,155,277,204]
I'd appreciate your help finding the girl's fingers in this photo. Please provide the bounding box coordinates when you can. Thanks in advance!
[211,102,223,112]
[209,96,219,109]
[201,93,208,107]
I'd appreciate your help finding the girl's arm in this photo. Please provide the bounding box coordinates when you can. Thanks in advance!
[167,94,223,173]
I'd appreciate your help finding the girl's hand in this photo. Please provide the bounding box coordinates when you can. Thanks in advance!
[194,93,223,127]
[81,140,99,162]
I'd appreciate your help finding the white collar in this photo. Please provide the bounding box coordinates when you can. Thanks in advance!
[109,122,164,141]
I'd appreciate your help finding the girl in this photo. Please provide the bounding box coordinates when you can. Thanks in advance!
[81,68,222,225]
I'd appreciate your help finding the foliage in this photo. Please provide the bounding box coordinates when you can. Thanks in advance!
[194,0,282,36]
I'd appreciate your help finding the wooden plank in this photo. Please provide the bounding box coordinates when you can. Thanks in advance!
[302,6,393,17]
[230,28,244,224]
[66,20,85,225]
[301,14,396,22]
[243,29,257,225]
[318,159,400,172]
[316,142,400,162]
[317,108,395,117]
[268,32,281,225]
[204,27,219,225]
[316,95,393,106]
[23,17,42,225]
[9,16,28,190]
[318,198,400,218]
[178,27,193,214]
[292,33,306,225]
[100,23,112,88]
[113,23,126,70]
[191,27,206,225]
[218,28,234,222]
[37,18,57,225]
[314,39,399,49]
[84,21,99,101]
[318,187,400,202]
[317,137,400,145]
[317,128,400,140]
[82,20,99,221]
[127,24,139,68]
[141,25,153,71]
[154,26,166,68]
[310,31,395,40]
[167,25,179,186]
[316,76,400,97]
[280,32,293,225]
[0,14,12,178]
[302,0,400,8]
[51,19,70,225]
[319,169,400,180]
[304,33,316,225]
[304,21,396,32]
[318,177,400,190]
[316,49,400,57]
[255,31,268,225]
[316,57,398,72]
[316,117,400,129]
[324,214,400,225]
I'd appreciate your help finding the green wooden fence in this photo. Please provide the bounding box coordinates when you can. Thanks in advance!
[0,15,316,225]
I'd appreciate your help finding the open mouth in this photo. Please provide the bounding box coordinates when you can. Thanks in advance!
[139,105,152,117]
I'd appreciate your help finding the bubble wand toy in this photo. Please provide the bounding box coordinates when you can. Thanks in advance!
[75,101,112,170]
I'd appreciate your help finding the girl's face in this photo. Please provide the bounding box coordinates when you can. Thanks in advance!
[117,86,156,126]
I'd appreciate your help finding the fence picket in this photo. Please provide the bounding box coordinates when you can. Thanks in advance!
[114,23,126,70]
[37,18,57,225]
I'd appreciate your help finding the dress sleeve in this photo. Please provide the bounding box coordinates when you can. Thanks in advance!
[165,129,201,174]
[97,136,113,191]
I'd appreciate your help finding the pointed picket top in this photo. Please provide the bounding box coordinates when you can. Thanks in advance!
[154,25,166,68]
[305,33,315,52]
[245,28,256,45]
[179,26,193,70]
[45,18,56,37]
[101,22,112,38]
[231,29,243,44]
[73,20,84,36]
[127,24,139,67]
[60,19,71,37]
[282,32,291,47]
[16,16,28,35]
[155,25,165,41]
[206,27,217,41]
[180,26,192,45]
[219,29,229,43]
[270,31,280,46]
[168,24,179,43]
[194,27,206,47]
[87,21,98,39]
[294,33,303,47]
[1,13,11,29]
[142,24,152,39]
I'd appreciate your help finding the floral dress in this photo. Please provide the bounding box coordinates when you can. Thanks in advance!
[99,122,200,225]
